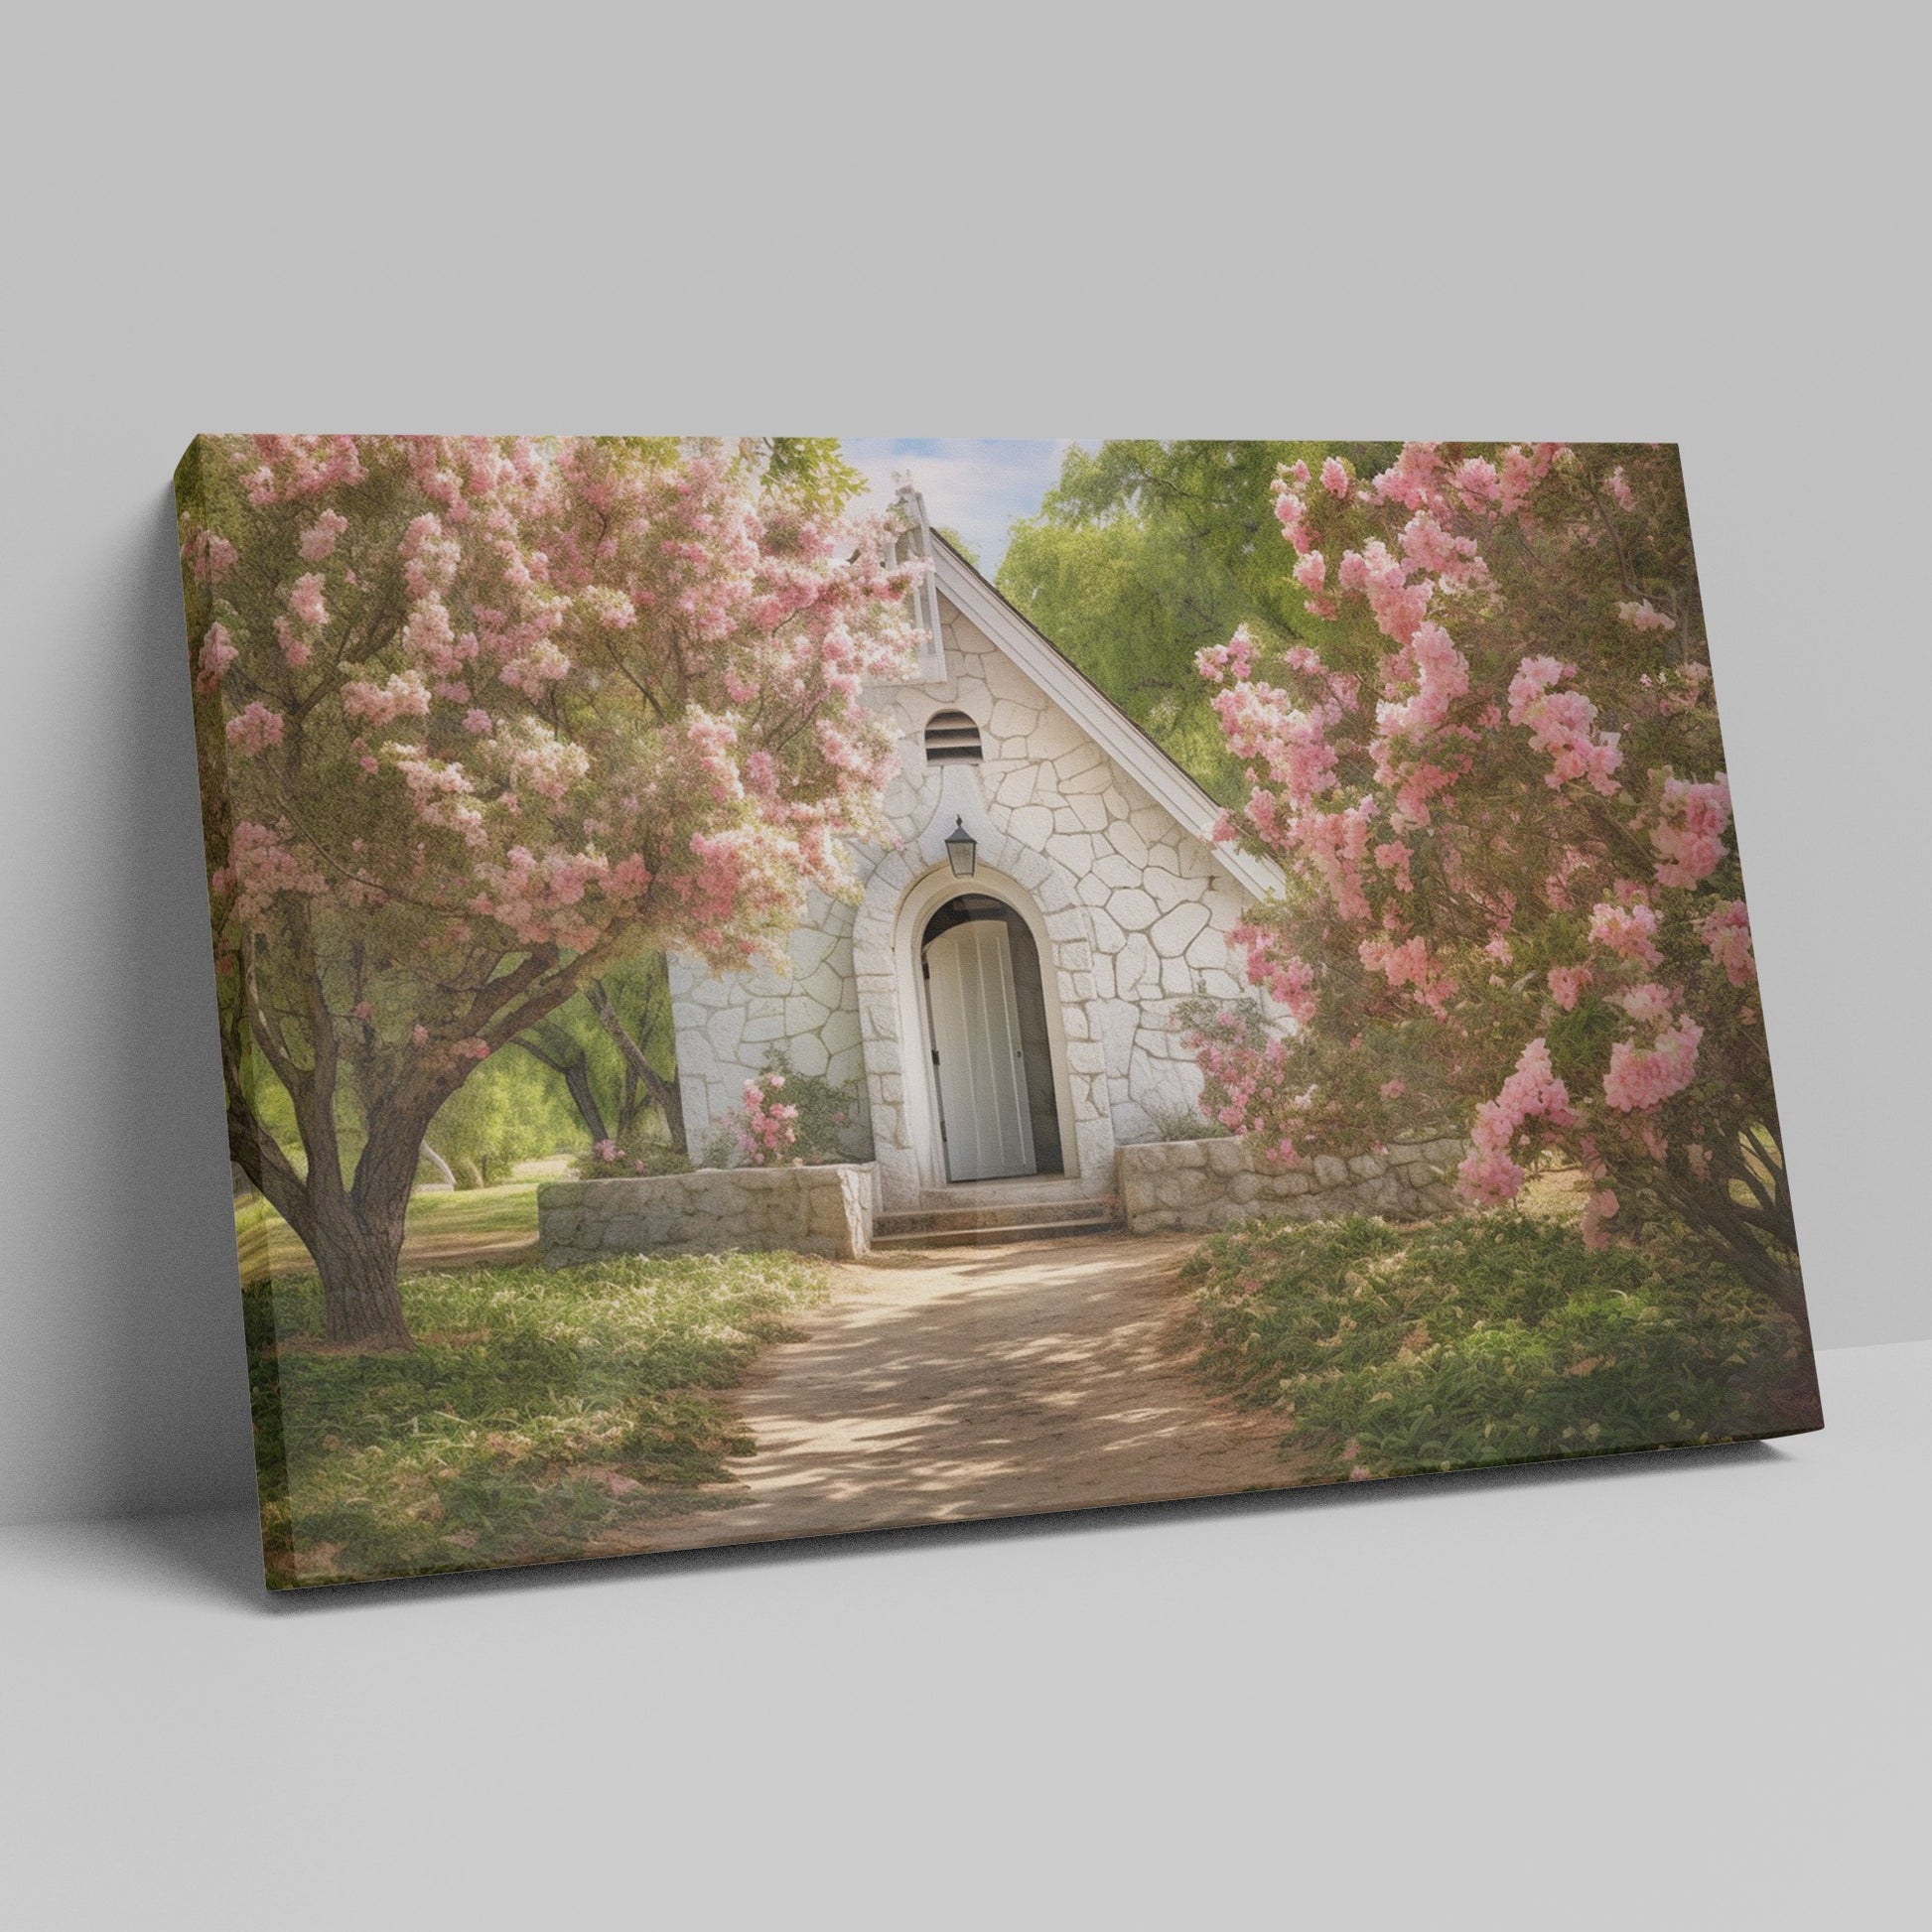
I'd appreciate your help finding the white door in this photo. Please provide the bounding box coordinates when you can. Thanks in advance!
[924,919,1037,1182]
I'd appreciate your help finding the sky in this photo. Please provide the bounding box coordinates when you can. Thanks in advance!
[840,438,1095,572]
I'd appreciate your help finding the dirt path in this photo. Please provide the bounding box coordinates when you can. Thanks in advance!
[607,1232,1303,1556]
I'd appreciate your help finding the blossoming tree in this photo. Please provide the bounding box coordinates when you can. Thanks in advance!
[1191,443,1801,1313]
[179,435,919,1346]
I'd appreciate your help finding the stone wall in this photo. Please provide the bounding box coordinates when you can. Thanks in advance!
[1118,1136,1466,1235]
[538,1164,876,1267]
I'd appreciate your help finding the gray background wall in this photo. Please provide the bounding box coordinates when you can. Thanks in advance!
[1,4,1923,1527]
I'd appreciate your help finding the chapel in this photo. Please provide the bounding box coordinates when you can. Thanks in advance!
[668,487,1285,1214]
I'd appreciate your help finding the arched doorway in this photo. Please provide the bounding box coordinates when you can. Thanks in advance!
[919,894,1066,1182]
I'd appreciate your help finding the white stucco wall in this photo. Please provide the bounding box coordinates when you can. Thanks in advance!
[669,590,1259,1201]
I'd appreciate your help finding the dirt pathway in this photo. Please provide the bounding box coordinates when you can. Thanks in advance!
[611,1232,1302,1555]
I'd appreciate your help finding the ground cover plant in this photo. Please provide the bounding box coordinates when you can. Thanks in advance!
[1181,1209,1819,1483]
[246,1249,831,1586]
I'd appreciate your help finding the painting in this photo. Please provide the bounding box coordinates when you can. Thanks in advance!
[175,437,1821,1587]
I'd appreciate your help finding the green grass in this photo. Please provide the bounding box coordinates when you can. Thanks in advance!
[247,1249,832,1587]
[1180,1212,1820,1483]
[235,1179,543,1284]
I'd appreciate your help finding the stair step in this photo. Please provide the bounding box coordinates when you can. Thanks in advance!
[877,1197,1114,1235]
[871,1214,1123,1251]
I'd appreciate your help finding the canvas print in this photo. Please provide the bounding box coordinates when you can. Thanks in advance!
[174,437,1821,1587]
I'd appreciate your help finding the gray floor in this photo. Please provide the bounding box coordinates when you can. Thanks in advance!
[3,1339,1924,1931]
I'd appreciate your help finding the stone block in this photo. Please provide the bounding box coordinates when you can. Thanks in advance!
[1312,1154,1349,1189]
[1205,1139,1248,1175]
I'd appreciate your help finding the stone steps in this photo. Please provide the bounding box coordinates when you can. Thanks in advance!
[872,1196,1123,1250]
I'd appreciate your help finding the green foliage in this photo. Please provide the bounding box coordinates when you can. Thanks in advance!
[764,437,868,513]
[759,1045,861,1165]
[997,441,1402,799]
[1182,1212,1818,1482]
[933,525,981,568]
[517,952,684,1154]
[428,1049,580,1186]
[247,1248,832,1586]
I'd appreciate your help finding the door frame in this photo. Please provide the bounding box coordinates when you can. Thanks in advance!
[891,864,1082,1193]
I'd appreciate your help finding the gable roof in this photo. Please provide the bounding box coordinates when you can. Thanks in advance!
[922,532,1287,902]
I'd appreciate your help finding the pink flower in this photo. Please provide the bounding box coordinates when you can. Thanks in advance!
[1581,1188,1619,1251]
[1548,965,1592,1010]
[1589,898,1662,966]
[183,527,238,585]
[1320,457,1351,497]
[1379,1078,1406,1100]
[463,708,493,736]
[1456,1037,1577,1205]
[1616,982,1676,1026]
[288,574,329,628]
[1699,899,1755,987]
[196,622,237,693]
[1195,626,1257,684]
[1615,599,1675,632]
[1508,654,1622,795]
[1604,468,1636,511]
[225,702,285,757]
[298,509,347,562]
[1603,1016,1703,1112]
[1651,775,1730,889]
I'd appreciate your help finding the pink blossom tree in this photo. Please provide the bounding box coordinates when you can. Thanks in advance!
[179,436,919,1346]
[1191,443,1801,1314]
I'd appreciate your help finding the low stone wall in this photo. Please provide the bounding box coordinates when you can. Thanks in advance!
[538,1163,877,1266]
[1118,1136,1465,1235]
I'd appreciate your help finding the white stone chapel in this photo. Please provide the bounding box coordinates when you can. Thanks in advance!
[668,488,1285,1213]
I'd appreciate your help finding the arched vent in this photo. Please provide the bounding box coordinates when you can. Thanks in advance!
[923,710,983,763]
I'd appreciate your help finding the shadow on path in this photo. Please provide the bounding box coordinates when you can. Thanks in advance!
[597,1232,1302,1555]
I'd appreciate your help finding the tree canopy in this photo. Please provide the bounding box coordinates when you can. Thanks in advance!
[1184,442,1798,1313]
[180,434,919,1344]
[996,441,1401,799]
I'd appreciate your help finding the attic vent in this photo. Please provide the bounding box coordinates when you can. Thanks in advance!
[923,710,983,763]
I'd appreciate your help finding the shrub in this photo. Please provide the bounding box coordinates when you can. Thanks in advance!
[708,1047,860,1167]
[573,1137,693,1180]
[1181,1211,1818,1482]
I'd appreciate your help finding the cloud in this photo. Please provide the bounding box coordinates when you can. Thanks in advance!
[839,438,1093,571]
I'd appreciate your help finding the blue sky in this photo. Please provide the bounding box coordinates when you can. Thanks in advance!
[841,438,1095,572]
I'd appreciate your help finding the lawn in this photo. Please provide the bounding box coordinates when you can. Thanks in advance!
[248,1248,832,1587]
[1181,1210,1820,1483]
[235,1175,549,1285]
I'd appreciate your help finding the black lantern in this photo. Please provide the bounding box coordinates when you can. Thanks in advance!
[944,816,977,879]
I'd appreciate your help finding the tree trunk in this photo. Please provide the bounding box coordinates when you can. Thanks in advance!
[309,1186,412,1349]
[586,978,687,1153]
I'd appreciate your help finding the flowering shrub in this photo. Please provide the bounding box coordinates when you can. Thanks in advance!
[573,1138,693,1180]
[716,1047,859,1168]
[737,1075,801,1166]
[181,436,921,1344]
[1194,444,1800,1312]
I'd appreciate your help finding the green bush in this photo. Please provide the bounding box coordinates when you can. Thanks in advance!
[247,1248,830,1586]
[427,1049,580,1186]
[1181,1212,1818,1481]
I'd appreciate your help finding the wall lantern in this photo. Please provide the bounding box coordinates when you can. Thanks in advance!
[944,816,978,879]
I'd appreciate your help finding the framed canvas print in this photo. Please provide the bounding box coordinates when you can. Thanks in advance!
[174,437,1821,1587]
